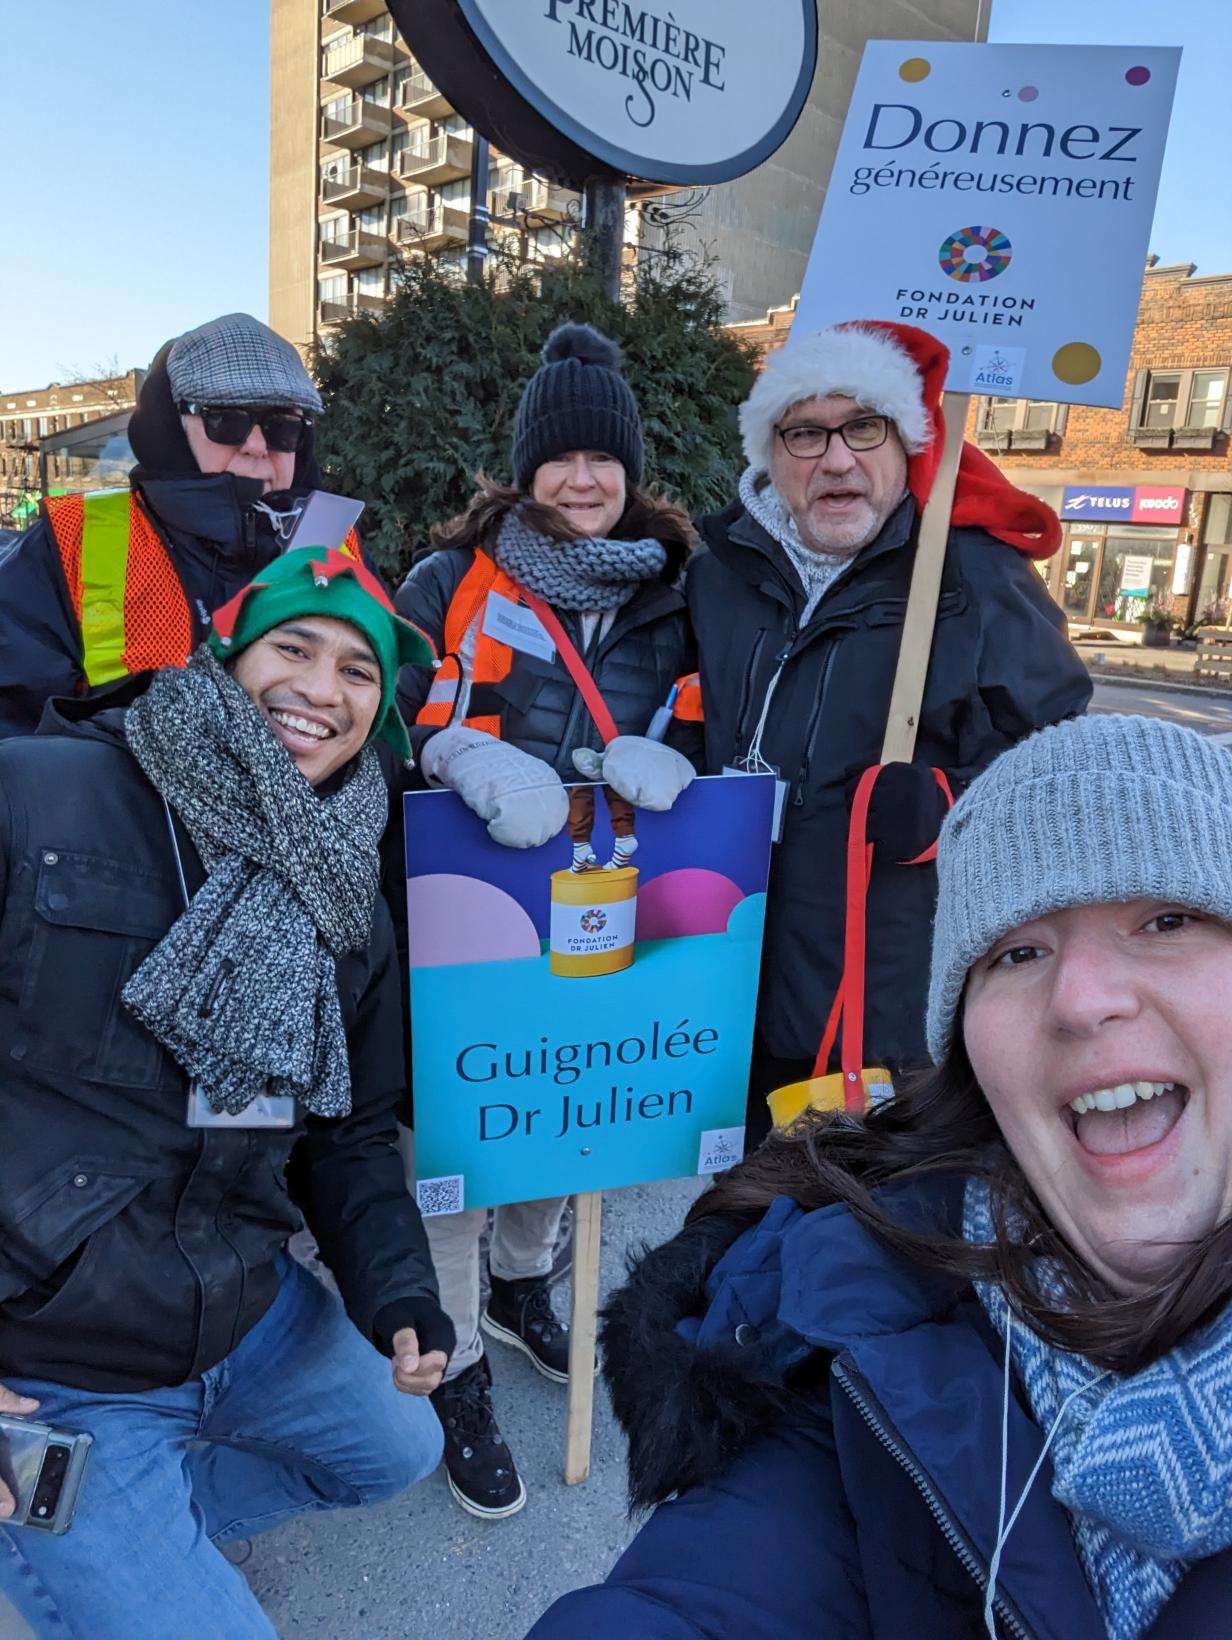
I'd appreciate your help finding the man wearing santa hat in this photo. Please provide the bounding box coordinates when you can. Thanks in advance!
[691,321,1091,1147]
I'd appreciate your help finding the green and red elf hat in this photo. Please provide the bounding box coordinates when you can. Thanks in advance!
[207,546,436,760]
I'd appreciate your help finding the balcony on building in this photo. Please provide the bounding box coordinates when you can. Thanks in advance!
[490,172,573,223]
[395,131,472,187]
[320,229,390,271]
[320,162,390,210]
[320,96,391,150]
[395,201,469,253]
[396,69,453,120]
[321,33,398,90]
[317,290,387,327]
[322,0,386,26]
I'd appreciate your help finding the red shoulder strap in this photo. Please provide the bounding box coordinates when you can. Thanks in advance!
[523,593,620,747]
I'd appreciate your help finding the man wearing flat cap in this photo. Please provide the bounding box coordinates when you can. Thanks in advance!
[0,312,363,737]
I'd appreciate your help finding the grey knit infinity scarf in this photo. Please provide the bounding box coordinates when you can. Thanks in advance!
[121,647,387,1117]
[494,509,667,612]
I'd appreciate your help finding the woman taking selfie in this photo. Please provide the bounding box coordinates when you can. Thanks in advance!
[529,713,1232,1638]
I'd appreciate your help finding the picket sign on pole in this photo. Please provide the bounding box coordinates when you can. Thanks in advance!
[880,392,970,764]
[564,1190,604,1483]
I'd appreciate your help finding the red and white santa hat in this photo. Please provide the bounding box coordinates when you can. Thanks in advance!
[739,319,1060,559]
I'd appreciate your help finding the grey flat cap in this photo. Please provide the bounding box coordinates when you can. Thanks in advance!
[167,312,322,414]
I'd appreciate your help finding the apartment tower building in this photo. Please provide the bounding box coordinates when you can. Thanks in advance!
[269,0,985,351]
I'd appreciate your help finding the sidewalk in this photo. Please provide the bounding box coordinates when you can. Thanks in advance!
[1076,637,1232,694]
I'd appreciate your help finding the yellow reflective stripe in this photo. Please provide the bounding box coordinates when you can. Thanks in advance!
[78,490,133,685]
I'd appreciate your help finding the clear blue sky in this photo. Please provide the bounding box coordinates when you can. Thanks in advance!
[0,0,1224,390]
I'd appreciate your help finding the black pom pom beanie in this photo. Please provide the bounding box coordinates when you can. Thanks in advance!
[510,322,644,488]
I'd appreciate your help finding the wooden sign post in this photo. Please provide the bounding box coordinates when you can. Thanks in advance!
[880,393,970,764]
[563,1190,604,1484]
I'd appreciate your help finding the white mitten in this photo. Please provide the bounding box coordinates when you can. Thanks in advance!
[421,727,569,847]
[570,735,696,812]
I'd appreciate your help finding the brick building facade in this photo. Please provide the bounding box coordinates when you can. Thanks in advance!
[730,261,1232,633]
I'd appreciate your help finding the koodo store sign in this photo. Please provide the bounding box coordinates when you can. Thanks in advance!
[388,0,817,187]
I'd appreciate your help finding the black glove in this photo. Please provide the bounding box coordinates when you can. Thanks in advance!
[847,761,953,863]
[373,1295,457,1364]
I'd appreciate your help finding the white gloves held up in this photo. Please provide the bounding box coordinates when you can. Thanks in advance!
[420,727,568,849]
[571,735,696,811]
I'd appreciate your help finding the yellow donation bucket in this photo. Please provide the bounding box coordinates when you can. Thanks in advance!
[767,1066,895,1132]
[549,867,639,978]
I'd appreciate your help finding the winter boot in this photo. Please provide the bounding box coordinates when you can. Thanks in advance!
[430,1356,526,1519]
[482,1273,570,1383]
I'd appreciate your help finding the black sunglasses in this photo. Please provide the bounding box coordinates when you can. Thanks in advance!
[179,402,312,453]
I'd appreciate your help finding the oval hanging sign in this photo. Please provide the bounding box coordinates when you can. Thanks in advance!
[388,0,817,189]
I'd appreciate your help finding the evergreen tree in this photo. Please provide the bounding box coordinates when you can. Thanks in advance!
[313,243,757,580]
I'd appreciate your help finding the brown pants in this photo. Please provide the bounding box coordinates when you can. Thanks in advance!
[567,784,634,842]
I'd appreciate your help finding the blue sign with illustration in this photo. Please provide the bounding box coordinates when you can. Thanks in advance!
[1060,485,1135,521]
[404,775,775,1212]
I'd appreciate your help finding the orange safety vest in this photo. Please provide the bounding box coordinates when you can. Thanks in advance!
[44,489,361,689]
[417,554,703,738]
[414,554,521,740]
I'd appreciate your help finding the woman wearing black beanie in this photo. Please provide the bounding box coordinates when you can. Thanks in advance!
[394,321,697,1521]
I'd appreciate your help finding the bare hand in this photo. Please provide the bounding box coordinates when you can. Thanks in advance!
[390,1328,446,1396]
[0,1383,40,1520]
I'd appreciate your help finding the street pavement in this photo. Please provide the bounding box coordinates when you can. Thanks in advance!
[1090,676,1232,739]
[242,1175,705,1639]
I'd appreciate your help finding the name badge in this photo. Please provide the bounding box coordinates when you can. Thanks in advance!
[722,764,789,844]
[186,1084,296,1130]
[481,590,556,663]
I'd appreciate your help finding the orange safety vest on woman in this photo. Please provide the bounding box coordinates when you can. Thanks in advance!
[43,489,361,689]
[415,552,703,738]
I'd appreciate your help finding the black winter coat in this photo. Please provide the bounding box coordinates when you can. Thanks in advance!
[0,474,295,738]
[690,496,1092,1069]
[528,1182,1232,1639]
[0,683,448,1392]
[394,543,693,772]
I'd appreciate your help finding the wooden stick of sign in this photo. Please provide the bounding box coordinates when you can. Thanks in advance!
[880,392,971,764]
[564,1189,604,1483]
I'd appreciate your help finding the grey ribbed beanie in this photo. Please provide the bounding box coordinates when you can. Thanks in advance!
[927,713,1232,1062]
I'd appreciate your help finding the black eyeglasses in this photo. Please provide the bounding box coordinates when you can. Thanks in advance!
[178,402,312,453]
[776,414,889,460]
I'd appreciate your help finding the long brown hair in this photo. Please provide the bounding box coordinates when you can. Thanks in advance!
[692,1048,1232,1373]
[423,471,694,573]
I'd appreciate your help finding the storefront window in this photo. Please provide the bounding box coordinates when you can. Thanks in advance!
[1093,534,1174,623]
[1060,535,1100,618]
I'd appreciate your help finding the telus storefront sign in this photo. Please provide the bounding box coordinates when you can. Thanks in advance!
[388,0,817,187]
[1062,484,1186,523]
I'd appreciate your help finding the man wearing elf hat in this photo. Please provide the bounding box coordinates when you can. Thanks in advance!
[0,548,452,1637]
[691,321,1092,1147]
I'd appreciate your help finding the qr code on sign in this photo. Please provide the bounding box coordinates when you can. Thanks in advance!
[416,1175,465,1217]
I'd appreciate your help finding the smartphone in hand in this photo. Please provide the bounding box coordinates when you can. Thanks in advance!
[0,1415,92,1534]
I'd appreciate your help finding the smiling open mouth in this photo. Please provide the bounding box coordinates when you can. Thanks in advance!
[269,709,335,743]
[1065,1080,1190,1157]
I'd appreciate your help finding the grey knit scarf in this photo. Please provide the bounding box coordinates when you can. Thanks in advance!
[739,466,851,624]
[965,1178,1232,1638]
[494,509,667,612]
[121,647,387,1117]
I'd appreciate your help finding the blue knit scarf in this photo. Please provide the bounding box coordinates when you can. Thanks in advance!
[964,1179,1232,1638]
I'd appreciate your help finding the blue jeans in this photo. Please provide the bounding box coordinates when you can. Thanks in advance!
[0,1258,443,1638]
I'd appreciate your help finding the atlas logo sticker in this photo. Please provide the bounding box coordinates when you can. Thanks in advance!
[971,343,1027,393]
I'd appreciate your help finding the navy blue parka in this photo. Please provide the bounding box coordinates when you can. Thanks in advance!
[528,1182,1232,1638]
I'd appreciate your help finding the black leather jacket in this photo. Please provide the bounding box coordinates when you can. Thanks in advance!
[0,683,449,1391]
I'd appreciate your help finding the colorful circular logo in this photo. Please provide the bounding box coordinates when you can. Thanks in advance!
[580,908,608,933]
[938,225,1013,283]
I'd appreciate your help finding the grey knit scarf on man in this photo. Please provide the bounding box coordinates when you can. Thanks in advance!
[739,466,850,625]
[494,509,667,612]
[121,647,386,1117]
